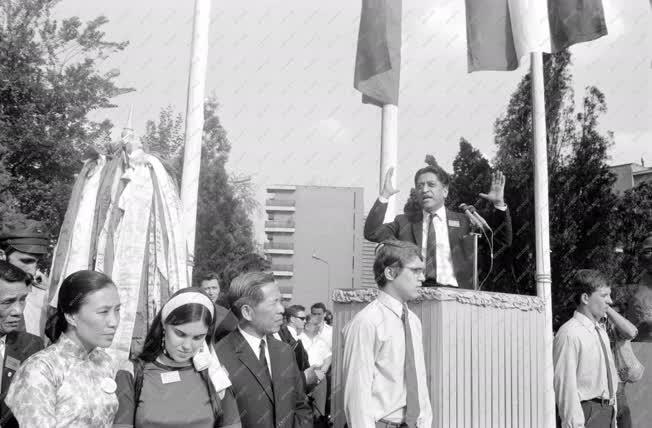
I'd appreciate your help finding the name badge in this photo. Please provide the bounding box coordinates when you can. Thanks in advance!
[161,371,181,384]
[5,356,20,371]
[448,219,460,228]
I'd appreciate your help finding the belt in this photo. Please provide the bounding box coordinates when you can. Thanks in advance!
[582,397,615,406]
[376,420,407,428]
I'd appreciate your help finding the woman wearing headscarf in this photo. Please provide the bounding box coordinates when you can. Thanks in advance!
[113,288,240,428]
[6,270,122,427]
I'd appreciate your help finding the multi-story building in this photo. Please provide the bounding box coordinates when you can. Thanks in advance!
[264,185,364,308]
[609,162,652,193]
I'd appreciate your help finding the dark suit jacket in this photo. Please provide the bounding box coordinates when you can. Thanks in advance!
[364,199,512,289]
[277,326,310,373]
[0,331,44,428]
[215,330,313,428]
[213,304,239,343]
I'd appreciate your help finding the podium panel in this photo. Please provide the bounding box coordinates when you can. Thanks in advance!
[331,287,547,428]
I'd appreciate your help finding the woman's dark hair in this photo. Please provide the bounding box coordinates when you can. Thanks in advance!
[45,270,115,343]
[137,287,222,422]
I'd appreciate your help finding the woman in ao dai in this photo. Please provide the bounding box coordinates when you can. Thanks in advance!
[6,270,122,427]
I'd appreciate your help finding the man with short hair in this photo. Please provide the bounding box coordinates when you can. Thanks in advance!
[215,272,312,428]
[0,260,45,428]
[278,305,320,390]
[364,162,512,289]
[310,302,332,350]
[0,220,50,336]
[554,269,619,428]
[199,272,220,303]
[343,240,432,428]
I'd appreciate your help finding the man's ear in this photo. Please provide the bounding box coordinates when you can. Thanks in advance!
[0,249,6,261]
[241,304,255,322]
[384,266,397,281]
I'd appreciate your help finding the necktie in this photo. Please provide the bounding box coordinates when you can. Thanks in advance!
[425,214,437,281]
[259,339,274,392]
[402,305,420,427]
[595,325,614,400]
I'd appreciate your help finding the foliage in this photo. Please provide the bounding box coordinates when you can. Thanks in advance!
[142,97,259,285]
[0,0,131,235]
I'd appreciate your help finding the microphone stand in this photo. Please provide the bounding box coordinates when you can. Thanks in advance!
[471,232,481,291]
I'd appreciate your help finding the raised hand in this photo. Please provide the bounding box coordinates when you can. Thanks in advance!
[479,170,506,207]
[380,167,400,200]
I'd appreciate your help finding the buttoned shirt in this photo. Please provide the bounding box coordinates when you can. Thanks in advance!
[316,322,332,350]
[286,325,299,340]
[421,206,458,287]
[299,332,332,367]
[238,327,272,377]
[0,335,5,392]
[342,291,432,428]
[5,333,118,427]
[553,311,620,428]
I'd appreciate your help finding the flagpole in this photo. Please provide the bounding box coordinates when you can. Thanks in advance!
[380,104,398,221]
[181,0,211,278]
[531,52,555,427]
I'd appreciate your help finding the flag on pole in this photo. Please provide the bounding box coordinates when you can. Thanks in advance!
[465,0,608,72]
[353,0,402,106]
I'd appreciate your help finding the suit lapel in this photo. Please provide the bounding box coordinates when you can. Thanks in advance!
[232,331,274,403]
[446,210,464,252]
[268,338,285,410]
[2,333,20,396]
[411,219,423,250]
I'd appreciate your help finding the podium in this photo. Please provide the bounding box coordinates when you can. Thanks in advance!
[331,287,549,428]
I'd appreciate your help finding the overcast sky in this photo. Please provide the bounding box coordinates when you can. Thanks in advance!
[55,0,651,243]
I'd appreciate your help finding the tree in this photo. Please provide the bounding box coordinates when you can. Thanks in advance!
[611,182,652,286]
[448,138,492,210]
[142,97,259,285]
[0,0,132,236]
[491,51,620,327]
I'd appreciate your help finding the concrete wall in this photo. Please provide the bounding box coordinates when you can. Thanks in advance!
[290,186,363,309]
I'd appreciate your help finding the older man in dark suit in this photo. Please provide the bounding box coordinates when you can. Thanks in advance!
[0,261,45,428]
[364,162,512,289]
[215,271,312,428]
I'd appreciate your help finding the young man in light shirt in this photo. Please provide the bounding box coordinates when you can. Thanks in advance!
[554,269,620,428]
[342,240,432,428]
[310,302,332,350]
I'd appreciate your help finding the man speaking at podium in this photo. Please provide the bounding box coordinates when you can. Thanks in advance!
[364,161,512,289]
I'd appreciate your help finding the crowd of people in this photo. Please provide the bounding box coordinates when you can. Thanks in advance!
[0,160,649,428]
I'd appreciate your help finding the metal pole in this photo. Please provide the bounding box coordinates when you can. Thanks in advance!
[531,52,555,427]
[380,104,398,222]
[181,0,211,278]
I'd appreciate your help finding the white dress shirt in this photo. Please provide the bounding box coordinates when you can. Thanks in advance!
[553,311,620,428]
[238,327,272,377]
[286,325,299,340]
[299,332,332,367]
[421,206,458,287]
[0,335,5,391]
[342,291,432,428]
[316,322,333,350]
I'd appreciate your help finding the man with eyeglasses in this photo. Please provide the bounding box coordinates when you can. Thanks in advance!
[343,240,432,428]
[277,305,323,390]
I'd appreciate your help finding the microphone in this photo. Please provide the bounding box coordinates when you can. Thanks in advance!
[459,203,484,230]
[466,204,492,232]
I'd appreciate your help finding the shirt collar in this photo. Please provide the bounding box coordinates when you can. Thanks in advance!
[287,325,299,340]
[573,311,601,329]
[423,205,447,222]
[238,326,267,352]
[377,290,405,319]
[57,332,97,360]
